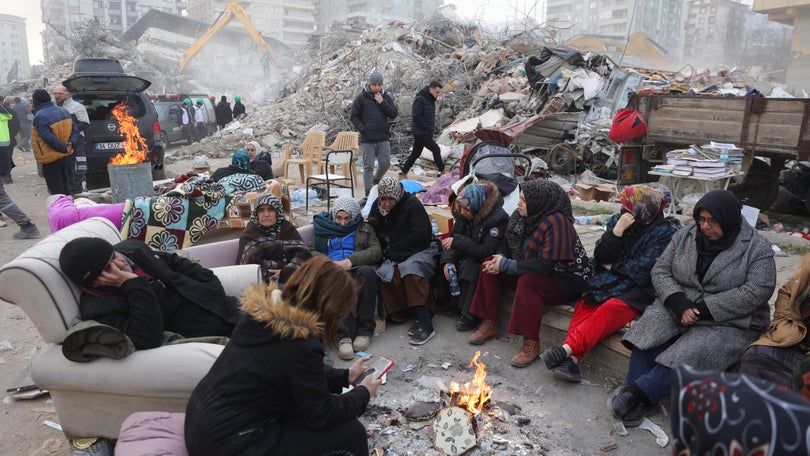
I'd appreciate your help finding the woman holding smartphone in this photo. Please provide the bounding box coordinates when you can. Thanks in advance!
[185,257,382,455]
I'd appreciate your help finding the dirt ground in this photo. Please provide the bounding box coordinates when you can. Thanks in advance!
[0,145,808,455]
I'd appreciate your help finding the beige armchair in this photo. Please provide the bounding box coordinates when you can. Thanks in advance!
[0,217,260,439]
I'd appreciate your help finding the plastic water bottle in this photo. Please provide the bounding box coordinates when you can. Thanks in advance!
[431,219,439,235]
[447,265,461,297]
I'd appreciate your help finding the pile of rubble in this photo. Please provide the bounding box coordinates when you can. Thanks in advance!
[167,11,799,182]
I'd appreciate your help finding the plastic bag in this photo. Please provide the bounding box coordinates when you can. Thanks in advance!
[608,109,647,143]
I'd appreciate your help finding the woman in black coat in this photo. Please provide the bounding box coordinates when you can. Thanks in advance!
[185,257,382,456]
[440,180,509,331]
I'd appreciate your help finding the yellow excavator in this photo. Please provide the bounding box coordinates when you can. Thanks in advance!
[179,0,276,73]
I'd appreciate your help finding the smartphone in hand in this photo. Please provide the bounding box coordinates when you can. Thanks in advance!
[353,355,395,385]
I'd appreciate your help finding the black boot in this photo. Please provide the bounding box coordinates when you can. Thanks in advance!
[609,384,645,419]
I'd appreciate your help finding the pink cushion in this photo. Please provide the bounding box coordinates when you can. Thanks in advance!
[115,411,188,456]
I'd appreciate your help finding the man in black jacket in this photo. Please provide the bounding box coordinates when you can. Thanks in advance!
[350,71,398,197]
[399,81,443,178]
[59,237,240,350]
[214,95,233,130]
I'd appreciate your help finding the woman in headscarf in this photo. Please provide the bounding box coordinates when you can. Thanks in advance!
[185,257,381,456]
[237,193,311,284]
[541,184,680,384]
[311,196,381,360]
[210,149,258,182]
[440,181,509,332]
[609,189,776,427]
[367,176,438,345]
[467,178,592,368]
[246,141,274,180]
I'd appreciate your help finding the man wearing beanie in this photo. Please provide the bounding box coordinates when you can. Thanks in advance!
[350,70,398,197]
[310,196,381,360]
[31,88,78,195]
[232,95,246,119]
[59,237,239,350]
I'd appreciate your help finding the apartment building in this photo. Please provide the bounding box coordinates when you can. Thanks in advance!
[754,0,810,90]
[0,14,30,80]
[41,0,186,62]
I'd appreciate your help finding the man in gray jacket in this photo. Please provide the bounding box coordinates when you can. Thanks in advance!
[350,71,398,197]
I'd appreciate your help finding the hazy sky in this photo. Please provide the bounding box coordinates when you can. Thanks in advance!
[8,1,544,65]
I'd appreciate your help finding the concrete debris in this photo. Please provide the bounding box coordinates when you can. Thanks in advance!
[639,418,669,447]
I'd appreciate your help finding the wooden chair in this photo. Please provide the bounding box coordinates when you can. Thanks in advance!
[283,131,326,183]
[320,131,359,181]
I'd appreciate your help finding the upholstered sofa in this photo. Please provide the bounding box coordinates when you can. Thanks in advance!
[0,217,261,439]
[182,223,313,268]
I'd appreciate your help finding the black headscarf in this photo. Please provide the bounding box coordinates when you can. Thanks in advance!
[506,179,572,258]
[693,189,742,280]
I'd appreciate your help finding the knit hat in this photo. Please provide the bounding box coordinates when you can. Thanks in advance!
[32,89,51,107]
[234,96,241,102]
[59,238,115,286]
[369,71,384,85]
[331,196,361,220]
[183,98,191,105]
[457,184,488,214]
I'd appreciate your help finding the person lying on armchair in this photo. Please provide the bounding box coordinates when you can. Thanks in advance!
[59,237,240,350]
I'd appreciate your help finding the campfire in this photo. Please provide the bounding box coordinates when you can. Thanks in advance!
[432,351,494,455]
[448,351,492,414]
[109,102,147,165]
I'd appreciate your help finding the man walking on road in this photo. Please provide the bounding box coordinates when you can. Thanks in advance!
[350,71,398,197]
[399,81,444,178]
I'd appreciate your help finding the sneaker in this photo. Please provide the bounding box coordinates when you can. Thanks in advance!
[551,358,582,382]
[13,223,40,240]
[541,346,568,370]
[621,401,658,427]
[609,385,643,420]
[353,335,371,352]
[387,311,409,325]
[408,326,436,346]
[338,338,354,361]
[455,315,480,332]
[407,320,420,337]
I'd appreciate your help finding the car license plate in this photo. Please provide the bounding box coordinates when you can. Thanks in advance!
[96,142,124,151]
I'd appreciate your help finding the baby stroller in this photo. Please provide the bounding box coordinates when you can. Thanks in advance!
[454,137,541,214]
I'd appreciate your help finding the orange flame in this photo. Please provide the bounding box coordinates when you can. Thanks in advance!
[109,102,147,165]
[449,351,492,414]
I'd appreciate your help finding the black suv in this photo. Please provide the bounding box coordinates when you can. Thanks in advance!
[62,58,165,189]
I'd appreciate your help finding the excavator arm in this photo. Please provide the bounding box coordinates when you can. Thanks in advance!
[179,0,276,73]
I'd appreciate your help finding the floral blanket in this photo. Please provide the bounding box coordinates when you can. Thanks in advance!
[121,178,229,251]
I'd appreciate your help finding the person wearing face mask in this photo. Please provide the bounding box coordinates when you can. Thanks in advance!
[311,196,381,359]
[237,193,311,285]
[609,189,776,428]
[541,185,680,384]
[367,176,437,345]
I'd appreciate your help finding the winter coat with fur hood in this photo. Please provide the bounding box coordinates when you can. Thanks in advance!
[440,181,509,283]
[185,283,370,456]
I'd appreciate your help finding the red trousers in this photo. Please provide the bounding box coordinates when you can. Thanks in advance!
[564,298,639,360]
[469,263,565,340]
